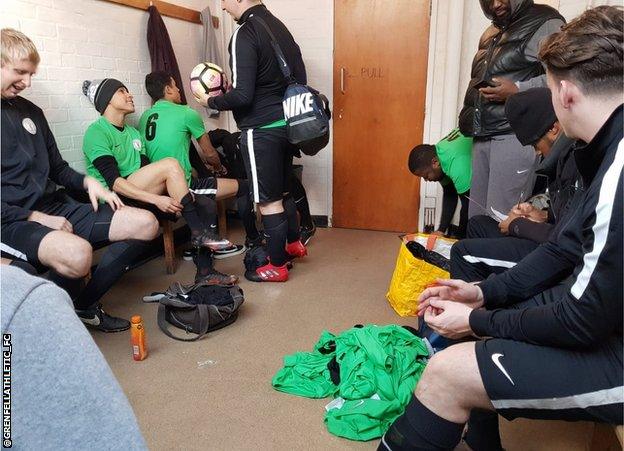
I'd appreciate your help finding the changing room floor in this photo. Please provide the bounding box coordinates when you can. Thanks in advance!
[92,225,594,450]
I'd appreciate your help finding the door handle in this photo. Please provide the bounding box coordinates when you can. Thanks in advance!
[340,67,345,94]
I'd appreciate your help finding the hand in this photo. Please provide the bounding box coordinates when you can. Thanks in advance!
[84,176,124,212]
[479,77,518,102]
[511,202,534,216]
[431,230,446,237]
[424,299,474,340]
[152,195,182,214]
[511,203,547,223]
[28,211,73,233]
[499,209,522,234]
[417,278,484,317]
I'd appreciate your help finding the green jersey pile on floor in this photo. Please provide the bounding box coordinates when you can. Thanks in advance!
[272,324,429,441]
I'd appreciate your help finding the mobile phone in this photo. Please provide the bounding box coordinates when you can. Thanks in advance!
[474,79,496,89]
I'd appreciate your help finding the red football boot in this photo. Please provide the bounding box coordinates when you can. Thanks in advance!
[285,240,308,259]
[245,262,289,282]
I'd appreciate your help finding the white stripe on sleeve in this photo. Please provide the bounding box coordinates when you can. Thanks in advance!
[570,138,624,299]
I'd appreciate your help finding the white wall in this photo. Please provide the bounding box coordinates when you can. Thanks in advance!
[0,0,228,171]
[0,0,334,218]
[263,0,334,221]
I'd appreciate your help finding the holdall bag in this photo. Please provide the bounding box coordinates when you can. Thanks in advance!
[157,281,244,341]
[251,15,331,156]
[386,234,455,317]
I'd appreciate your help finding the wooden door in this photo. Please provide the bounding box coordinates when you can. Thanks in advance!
[333,0,430,232]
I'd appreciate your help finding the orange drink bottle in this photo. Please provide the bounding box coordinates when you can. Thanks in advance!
[130,315,148,361]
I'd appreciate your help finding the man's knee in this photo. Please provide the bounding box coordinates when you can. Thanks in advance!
[109,207,159,241]
[161,157,184,177]
[127,209,159,240]
[42,235,93,278]
[416,343,474,398]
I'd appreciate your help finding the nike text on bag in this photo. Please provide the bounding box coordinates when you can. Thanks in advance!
[253,15,331,156]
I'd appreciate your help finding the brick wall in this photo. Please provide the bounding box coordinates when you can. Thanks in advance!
[1,0,334,218]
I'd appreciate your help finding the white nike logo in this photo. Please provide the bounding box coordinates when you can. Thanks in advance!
[516,169,529,174]
[81,315,101,326]
[491,353,514,385]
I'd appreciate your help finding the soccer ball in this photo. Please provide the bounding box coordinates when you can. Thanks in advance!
[190,62,226,106]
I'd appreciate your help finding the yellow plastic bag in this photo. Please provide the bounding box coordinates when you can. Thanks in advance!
[386,235,451,317]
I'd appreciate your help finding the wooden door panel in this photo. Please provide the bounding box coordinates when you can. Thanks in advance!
[333,0,430,232]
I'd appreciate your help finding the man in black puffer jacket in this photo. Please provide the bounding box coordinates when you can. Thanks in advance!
[459,0,564,220]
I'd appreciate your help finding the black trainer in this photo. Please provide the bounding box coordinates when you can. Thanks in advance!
[300,224,316,246]
[213,244,246,260]
[191,230,233,251]
[76,304,130,333]
[195,268,239,285]
[244,235,265,249]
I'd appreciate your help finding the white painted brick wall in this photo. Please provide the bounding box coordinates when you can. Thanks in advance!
[1,0,229,173]
[262,0,334,220]
[1,0,334,218]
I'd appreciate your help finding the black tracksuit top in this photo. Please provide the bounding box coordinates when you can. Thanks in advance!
[1,96,85,225]
[208,4,307,129]
[470,105,623,349]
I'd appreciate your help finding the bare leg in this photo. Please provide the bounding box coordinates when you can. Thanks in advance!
[38,231,93,278]
[108,207,159,242]
[258,199,284,216]
[215,178,239,200]
[127,158,189,201]
[416,342,494,423]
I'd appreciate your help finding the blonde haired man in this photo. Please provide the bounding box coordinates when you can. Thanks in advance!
[1,29,159,332]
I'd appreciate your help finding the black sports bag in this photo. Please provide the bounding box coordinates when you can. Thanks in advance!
[252,16,331,156]
[157,281,244,341]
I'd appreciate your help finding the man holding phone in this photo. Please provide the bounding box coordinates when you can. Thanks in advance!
[458,0,564,219]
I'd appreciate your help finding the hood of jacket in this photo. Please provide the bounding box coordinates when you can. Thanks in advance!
[480,0,534,27]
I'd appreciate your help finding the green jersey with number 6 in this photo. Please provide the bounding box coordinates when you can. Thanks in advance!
[139,100,206,184]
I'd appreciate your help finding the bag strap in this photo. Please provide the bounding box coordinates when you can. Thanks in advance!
[250,15,294,82]
[317,93,332,119]
[157,303,211,342]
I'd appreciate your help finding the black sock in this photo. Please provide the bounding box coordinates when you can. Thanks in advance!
[236,179,259,241]
[73,240,149,310]
[282,194,300,243]
[290,175,313,229]
[193,247,216,281]
[380,396,465,451]
[262,212,288,267]
[194,194,218,232]
[464,409,503,451]
[48,271,86,299]
[9,259,37,275]
[180,193,204,236]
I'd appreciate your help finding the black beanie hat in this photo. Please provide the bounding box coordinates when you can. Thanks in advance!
[505,87,558,146]
[82,78,127,114]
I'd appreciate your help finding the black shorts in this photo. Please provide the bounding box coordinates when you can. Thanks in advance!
[190,176,218,199]
[475,336,623,424]
[1,194,114,266]
[239,127,295,203]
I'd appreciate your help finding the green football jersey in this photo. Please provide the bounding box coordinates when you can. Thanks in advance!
[139,100,206,184]
[82,116,145,189]
[435,128,473,194]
